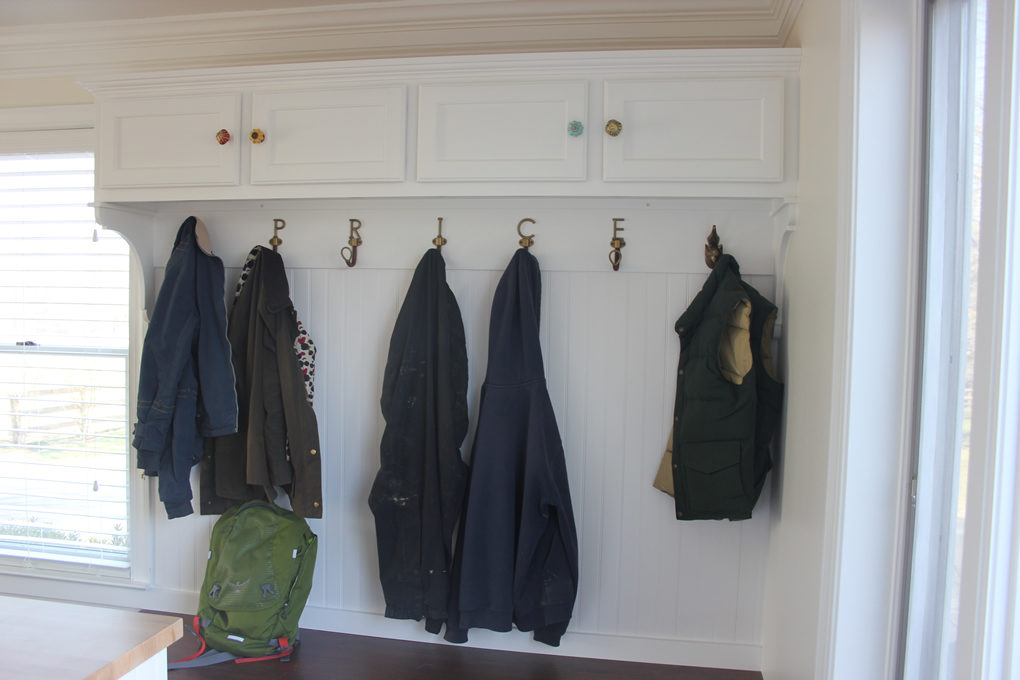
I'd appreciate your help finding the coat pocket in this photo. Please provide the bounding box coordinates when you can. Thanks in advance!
[679,440,746,517]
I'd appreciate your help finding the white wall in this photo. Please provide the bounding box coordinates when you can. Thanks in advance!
[760,1,843,677]
[765,2,923,679]
[0,77,92,108]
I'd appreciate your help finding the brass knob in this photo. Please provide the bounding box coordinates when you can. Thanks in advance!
[249,128,266,144]
[605,119,623,137]
[215,129,231,145]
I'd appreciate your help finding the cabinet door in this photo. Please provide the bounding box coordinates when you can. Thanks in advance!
[603,78,784,182]
[97,95,241,188]
[250,87,406,184]
[417,81,587,181]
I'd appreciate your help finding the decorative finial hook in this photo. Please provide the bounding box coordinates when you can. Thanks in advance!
[705,225,723,269]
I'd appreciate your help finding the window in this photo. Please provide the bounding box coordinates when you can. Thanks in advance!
[905,0,1020,677]
[0,152,134,575]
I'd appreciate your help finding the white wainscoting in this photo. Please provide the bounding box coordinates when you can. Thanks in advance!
[18,197,779,671]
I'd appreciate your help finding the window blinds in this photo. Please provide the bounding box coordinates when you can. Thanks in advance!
[0,153,131,570]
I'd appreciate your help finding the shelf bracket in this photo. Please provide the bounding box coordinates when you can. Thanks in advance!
[770,197,798,339]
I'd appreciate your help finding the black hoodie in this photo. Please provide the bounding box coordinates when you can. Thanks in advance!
[445,248,579,647]
[369,248,469,631]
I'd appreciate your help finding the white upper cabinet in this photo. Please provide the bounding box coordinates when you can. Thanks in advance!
[417,81,587,181]
[602,78,785,182]
[98,94,241,188]
[84,50,799,201]
[250,87,406,184]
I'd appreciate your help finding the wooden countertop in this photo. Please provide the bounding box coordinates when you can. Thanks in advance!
[0,595,183,679]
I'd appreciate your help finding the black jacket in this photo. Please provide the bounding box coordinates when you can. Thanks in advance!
[445,248,578,647]
[369,248,469,630]
[201,246,323,518]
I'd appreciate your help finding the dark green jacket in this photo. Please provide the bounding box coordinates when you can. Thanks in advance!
[201,246,323,518]
[668,254,782,521]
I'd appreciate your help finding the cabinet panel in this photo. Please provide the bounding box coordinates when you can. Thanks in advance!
[98,95,241,188]
[603,78,784,182]
[417,81,587,181]
[250,87,406,184]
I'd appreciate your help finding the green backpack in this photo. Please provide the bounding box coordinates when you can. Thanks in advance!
[171,501,318,668]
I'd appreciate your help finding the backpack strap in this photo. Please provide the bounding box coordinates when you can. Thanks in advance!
[234,637,293,664]
[168,620,296,670]
[169,616,224,670]
[169,650,240,669]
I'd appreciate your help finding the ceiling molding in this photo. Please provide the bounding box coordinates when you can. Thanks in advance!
[0,0,803,79]
[80,49,801,98]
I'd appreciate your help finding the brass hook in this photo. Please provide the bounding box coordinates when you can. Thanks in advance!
[517,218,536,249]
[608,218,626,271]
[705,225,723,269]
[433,217,447,251]
[270,218,286,252]
[340,218,363,267]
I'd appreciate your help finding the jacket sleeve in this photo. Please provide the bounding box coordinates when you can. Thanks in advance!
[131,251,198,473]
[513,416,579,647]
[276,310,323,518]
[194,255,238,438]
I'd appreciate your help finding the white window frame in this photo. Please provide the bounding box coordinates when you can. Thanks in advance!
[0,106,152,587]
[902,1,980,677]
[954,0,1020,676]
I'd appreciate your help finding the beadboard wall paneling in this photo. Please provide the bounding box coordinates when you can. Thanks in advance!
[137,198,777,669]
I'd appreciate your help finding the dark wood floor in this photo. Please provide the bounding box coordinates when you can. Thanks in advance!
[163,614,762,680]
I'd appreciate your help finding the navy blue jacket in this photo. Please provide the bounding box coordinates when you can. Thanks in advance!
[133,217,237,519]
[446,248,579,647]
[369,248,469,630]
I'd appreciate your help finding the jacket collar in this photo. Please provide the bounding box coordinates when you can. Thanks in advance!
[253,246,292,313]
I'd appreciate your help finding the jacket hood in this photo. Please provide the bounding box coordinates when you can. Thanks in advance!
[485,248,544,385]
[173,216,198,249]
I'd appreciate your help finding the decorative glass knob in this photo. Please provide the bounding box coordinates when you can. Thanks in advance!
[249,129,266,144]
[567,120,584,137]
[215,129,231,145]
[605,119,623,137]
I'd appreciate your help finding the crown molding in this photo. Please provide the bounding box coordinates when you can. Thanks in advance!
[0,0,803,78]
[80,49,801,98]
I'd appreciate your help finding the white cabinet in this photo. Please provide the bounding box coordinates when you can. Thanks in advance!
[97,87,406,190]
[250,87,406,184]
[417,81,587,181]
[98,94,241,188]
[85,50,798,201]
[602,78,785,182]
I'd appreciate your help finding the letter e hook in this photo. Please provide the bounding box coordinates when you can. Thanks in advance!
[608,218,626,271]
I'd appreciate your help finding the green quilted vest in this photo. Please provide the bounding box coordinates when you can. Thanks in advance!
[669,254,783,521]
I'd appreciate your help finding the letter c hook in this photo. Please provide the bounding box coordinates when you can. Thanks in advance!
[517,218,535,249]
